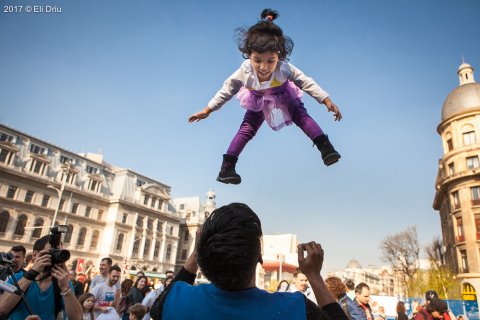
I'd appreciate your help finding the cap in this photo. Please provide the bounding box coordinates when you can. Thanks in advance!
[428,298,448,314]
[425,290,439,301]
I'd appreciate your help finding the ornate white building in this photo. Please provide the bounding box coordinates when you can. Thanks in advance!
[433,61,480,303]
[0,123,204,277]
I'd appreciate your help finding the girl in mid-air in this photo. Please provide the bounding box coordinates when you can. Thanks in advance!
[189,9,342,185]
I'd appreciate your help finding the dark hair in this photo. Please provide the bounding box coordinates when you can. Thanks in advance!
[396,301,406,314]
[109,264,121,273]
[293,268,304,278]
[11,245,26,255]
[121,278,134,295]
[33,235,51,252]
[425,290,439,301]
[236,8,293,60]
[134,276,147,288]
[426,298,448,314]
[344,279,355,290]
[78,292,95,318]
[325,277,347,300]
[197,203,262,290]
[276,280,289,291]
[101,257,113,266]
[355,282,370,294]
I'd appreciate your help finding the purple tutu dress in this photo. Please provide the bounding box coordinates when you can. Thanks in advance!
[236,80,303,131]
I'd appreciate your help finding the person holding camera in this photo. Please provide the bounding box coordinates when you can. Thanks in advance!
[150,202,348,320]
[0,234,82,320]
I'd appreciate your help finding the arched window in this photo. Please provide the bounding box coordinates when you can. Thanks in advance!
[143,239,150,257]
[166,244,172,261]
[133,238,140,256]
[90,230,99,248]
[77,227,87,246]
[64,225,74,244]
[0,211,10,233]
[116,233,124,251]
[153,241,160,258]
[14,214,28,236]
[31,218,44,238]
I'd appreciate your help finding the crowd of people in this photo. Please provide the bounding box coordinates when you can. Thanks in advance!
[0,203,472,320]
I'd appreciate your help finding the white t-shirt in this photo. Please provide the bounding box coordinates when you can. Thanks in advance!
[91,281,118,318]
[90,274,121,291]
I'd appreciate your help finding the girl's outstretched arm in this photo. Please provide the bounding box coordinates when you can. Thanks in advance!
[323,97,342,121]
[188,107,213,123]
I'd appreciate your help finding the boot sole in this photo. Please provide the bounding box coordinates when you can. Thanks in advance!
[217,176,241,185]
[323,153,341,166]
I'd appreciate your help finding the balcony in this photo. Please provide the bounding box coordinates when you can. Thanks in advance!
[457,235,465,243]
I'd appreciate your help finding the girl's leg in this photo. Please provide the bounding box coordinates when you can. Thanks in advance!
[226,110,265,157]
[217,110,264,185]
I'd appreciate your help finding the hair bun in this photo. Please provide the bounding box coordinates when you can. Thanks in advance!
[260,8,279,22]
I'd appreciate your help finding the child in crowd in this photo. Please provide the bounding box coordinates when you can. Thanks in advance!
[129,303,147,320]
[189,8,342,184]
[79,292,95,320]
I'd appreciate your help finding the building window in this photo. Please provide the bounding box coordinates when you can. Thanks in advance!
[136,179,145,187]
[132,238,140,257]
[29,159,48,175]
[24,190,35,203]
[0,132,14,143]
[59,199,65,211]
[184,230,189,242]
[448,163,455,176]
[86,165,98,175]
[85,207,91,218]
[98,210,104,221]
[463,131,476,146]
[166,244,172,261]
[147,219,153,230]
[41,195,50,207]
[77,227,87,246]
[157,200,163,210]
[14,214,28,236]
[475,215,480,241]
[144,239,150,257]
[461,250,469,273]
[467,156,480,170]
[179,204,185,210]
[151,198,156,208]
[122,213,128,224]
[457,217,464,242]
[181,249,188,261]
[116,233,124,251]
[29,144,45,154]
[60,171,76,185]
[6,185,18,199]
[64,225,73,244]
[157,221,163,233]
[471,187,480,205]
[87,179,101,193]
[143,194,150,206]
[170,226,174,235]
[0,148,15,165]
[31,218,44,238]
[90,230,99,248]
[71,203,78,214]
[0,211,10,233]
[136,216,144,228]
[153,241,160,258]
[447,139,453,151]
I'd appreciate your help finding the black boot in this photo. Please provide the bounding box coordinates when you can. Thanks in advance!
[313,134,341,166]
[217,154,242,184]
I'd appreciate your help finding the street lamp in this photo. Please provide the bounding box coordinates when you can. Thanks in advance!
[48,161,75,228]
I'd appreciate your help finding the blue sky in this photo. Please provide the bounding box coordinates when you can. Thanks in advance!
[1,0,480,273]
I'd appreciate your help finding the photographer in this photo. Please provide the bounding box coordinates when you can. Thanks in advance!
[0,234,82,320]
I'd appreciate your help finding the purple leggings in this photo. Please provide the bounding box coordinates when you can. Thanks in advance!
[226,101,324,157]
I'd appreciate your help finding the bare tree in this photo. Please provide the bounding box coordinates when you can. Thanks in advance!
[425,237,458,299]
[380,226,420,297]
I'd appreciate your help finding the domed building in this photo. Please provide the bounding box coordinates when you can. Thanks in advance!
[433,62,480,303]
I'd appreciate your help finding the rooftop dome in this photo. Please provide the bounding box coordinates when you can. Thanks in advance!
[346,259,362,269]
[442,62,480,121]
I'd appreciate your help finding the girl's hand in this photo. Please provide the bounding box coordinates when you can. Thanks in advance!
[188,107,212,123]
[323,98,342,121]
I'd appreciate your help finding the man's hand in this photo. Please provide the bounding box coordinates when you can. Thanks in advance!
[31,250,52,274]
[51,263,70,291]
[297,242,324,280]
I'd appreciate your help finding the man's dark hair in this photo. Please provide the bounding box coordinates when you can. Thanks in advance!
[344,279,355,291]
[11,245,26,255]
[109,264,121,273]
[33,235,51,252]
[102,257,113,266]
[355,282,370,294]
[425,290,439,301]
[197,203,262,290]
[293,268,305,278]
[426,298,447,314]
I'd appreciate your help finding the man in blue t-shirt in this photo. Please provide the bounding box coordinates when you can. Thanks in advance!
[0,235,82,320]
[150,202,349,320]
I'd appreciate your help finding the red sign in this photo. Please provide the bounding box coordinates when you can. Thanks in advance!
[76,258,85,273]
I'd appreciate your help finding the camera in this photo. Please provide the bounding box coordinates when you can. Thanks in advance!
[0,252,14,266]
[47,225,71,267]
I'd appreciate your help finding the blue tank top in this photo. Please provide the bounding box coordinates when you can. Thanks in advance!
[163,282,307,319]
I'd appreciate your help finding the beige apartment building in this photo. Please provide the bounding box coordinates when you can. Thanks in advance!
[433,62,480,303]
[0,123,185,277]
